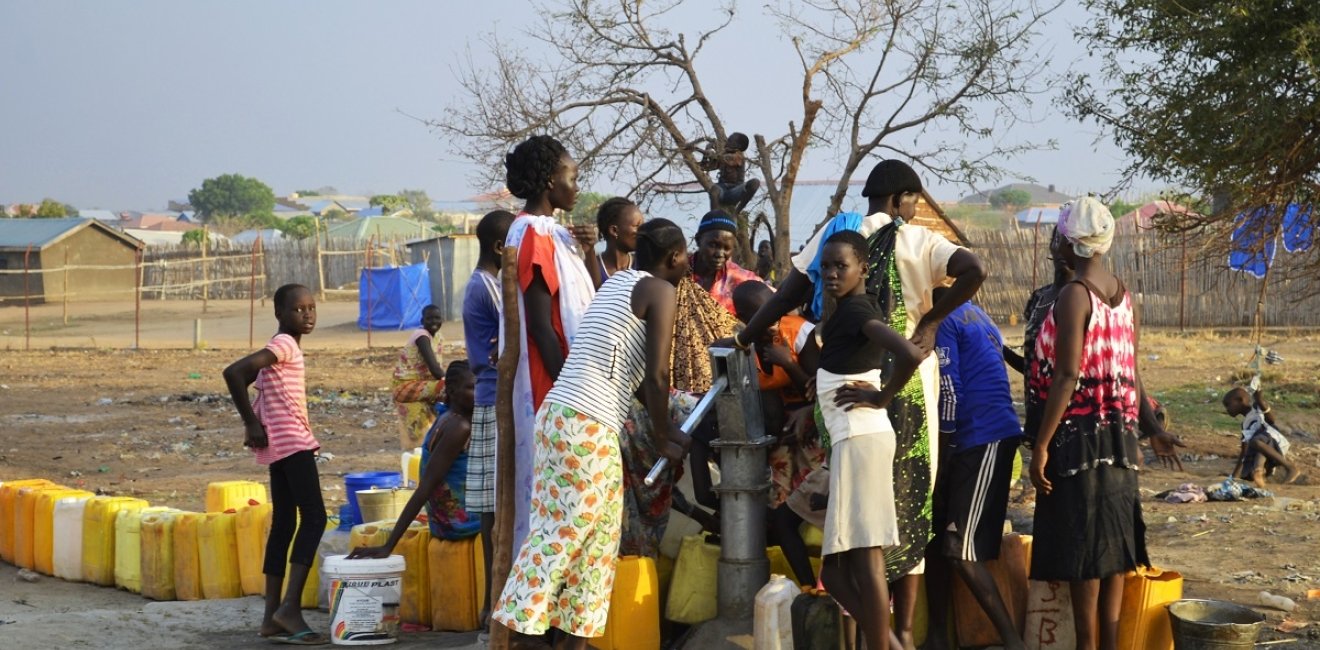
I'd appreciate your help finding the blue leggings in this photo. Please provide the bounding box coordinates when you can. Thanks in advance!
[263,450,327,575]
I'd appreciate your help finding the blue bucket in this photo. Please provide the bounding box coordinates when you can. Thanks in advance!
[336,503,356,531]
[344,471,401,526]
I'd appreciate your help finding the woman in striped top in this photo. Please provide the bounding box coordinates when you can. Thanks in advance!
[493,219,692,648]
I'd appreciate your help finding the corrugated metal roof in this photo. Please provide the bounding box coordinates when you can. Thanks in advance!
[79,209,121,222]
[1015,207,1061,224]
[0,217,142,250]
[326,216,428,241]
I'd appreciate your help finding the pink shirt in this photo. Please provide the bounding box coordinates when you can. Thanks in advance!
[252,333,320,465]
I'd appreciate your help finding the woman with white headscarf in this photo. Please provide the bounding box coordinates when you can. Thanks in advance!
[1024,196,1151,650]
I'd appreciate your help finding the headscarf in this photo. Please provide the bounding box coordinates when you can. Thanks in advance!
[1058,196,1115,258]
[803,212,864,321]
[696,209,738,238]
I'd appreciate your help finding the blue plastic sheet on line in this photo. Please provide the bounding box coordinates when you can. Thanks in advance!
[1281,203,1314,253]
[1228,208,1275,279]
[357,263,431,330]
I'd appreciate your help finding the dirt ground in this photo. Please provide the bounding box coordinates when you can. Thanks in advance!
[2,300,1320,647]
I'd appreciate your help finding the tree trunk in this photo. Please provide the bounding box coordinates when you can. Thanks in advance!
[488,245,520,649]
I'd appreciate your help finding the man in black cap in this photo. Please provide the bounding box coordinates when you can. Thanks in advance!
[733,158,988,650]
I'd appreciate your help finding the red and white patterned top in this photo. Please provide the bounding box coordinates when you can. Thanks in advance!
[1026,280,1141,477]
[252,333,320,465]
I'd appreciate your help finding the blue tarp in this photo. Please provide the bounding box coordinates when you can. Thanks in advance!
[358,263,431,330]
[1229,203,1315,277]
[1281,203,1314,253]
[1229,208,1276,279]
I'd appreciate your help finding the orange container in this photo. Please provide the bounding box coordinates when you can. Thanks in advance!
[32,488,93,575]
[141,511,180,601]
[1117,566,1183,650]
[198,511,242,599]
[15,484,72,570]
[590,556,660,650]
[172,512,205,601]
[428,535,486,632]
[236,500,272,596]
[953,533,1033,647]
[0,478,56,562]
[397,524,431,626]
[204,480,267,513]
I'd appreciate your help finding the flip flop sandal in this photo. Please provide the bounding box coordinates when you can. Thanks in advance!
[269,629,329,646]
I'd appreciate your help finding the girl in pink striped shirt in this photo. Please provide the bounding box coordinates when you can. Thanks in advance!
[224,283,328,645]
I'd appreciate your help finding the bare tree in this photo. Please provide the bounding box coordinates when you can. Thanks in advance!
[434,0,1057,272]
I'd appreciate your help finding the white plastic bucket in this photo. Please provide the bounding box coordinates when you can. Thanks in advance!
[323,554,406,645]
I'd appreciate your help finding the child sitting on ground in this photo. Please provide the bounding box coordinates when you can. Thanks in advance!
[1225,387,1300,487]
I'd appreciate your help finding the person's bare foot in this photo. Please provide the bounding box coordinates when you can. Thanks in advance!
[258,621,284,638]
[1252,469,1267,489]
[896,629,917,650]
[271,603,313,638]
[1284,467,1304,484]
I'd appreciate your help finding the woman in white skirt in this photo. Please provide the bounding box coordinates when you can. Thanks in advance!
[814,230,923,650]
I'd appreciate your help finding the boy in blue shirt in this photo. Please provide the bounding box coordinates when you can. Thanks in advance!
[462,209,514,627]
[925,287,1026,650]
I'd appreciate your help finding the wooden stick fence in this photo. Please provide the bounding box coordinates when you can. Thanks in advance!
[967,229,1320,329]
[1,236,412,348]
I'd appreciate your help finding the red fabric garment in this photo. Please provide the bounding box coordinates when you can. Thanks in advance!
[517,226,569,408]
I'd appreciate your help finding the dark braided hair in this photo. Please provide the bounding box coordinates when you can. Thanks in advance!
[596,196,637,238]
[505,135,568,200]
[634,218,686,270]
[444,359,472,386]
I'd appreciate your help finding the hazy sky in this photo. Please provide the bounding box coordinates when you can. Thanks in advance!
[0,0,1146,210]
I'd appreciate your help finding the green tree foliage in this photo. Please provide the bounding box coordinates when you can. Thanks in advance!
[369,194,407,214]
[1107,199,1139,219]
[398,189,435,220]
[181,229,210,247]
[189,174,276,222]
[35,198,72,218]
[989,188,1032,212]
[280,215,318,240]
[1069,0,1320,247]
[569,191,611,227]
[324,207,350,222]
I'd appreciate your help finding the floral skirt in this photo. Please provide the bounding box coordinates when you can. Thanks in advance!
[493,402,623,638]
[392,378,444,450]
[618,391,699,557]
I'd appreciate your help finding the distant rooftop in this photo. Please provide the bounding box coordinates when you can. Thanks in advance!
[0,217,142,251]
[960,182,1073,206]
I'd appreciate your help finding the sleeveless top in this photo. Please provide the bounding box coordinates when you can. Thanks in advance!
[421,404,480,540]
[545,269,649,427]
[1026,278,1141,477]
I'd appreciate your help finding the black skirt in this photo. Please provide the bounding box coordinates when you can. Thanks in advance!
[1030,464,1149,581]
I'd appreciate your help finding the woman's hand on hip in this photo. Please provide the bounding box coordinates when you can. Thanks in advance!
[834,381,883,411]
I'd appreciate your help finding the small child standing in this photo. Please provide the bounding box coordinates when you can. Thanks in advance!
[813,230,923,650]
[1225,387,1300,487]
[223,283,328,646]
